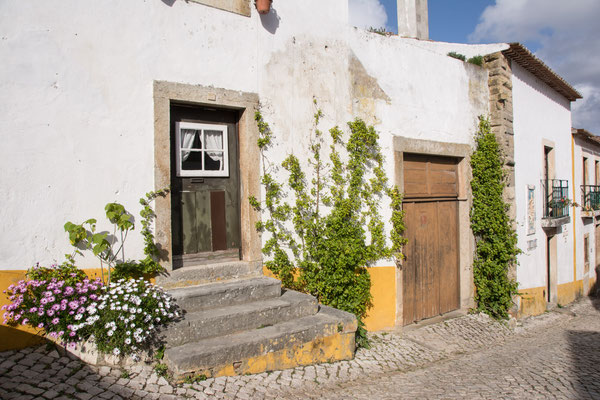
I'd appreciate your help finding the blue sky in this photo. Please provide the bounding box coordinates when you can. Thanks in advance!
[349,0,600,134]
[380,0,502,45]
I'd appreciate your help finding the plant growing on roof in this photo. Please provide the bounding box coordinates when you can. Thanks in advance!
[448,51,466,61]
[250,102,406,346]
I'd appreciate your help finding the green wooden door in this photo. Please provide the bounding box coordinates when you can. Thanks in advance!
[170,104,241,268]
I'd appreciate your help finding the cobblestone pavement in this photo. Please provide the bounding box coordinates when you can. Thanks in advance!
[1,297,599,399]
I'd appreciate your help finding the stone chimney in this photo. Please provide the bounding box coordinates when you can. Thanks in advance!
[397,0,429,40]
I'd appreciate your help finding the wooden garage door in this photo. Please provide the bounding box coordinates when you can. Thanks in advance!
[403,154,460,325]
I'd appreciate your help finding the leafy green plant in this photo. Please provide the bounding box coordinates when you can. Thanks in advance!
[470,117,520,319]
[183,373,207,384]
[467,55,483,66]
[154,345,165,361]
[448,51,466,61]
[251,104,406,345]
[154,363,168,377]
[63,189,168,284]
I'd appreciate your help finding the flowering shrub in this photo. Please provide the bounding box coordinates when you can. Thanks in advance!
[26,262,88,287]
[3,265,178,358]
[86,278,179,357]
[2,270,103,347]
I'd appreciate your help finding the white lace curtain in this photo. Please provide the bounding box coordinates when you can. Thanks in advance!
[204,130,224,169]
[180,129,197,162]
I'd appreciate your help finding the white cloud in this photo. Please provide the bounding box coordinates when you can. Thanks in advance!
[348,0,388,31]
[469,0,600,133]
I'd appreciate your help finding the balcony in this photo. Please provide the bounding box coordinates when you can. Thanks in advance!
[542,179,570,228]
[580,185,600,218]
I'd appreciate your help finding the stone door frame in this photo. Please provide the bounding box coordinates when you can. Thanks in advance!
[153,81,262,271]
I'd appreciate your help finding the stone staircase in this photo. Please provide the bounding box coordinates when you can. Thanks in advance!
[157,261,357,380]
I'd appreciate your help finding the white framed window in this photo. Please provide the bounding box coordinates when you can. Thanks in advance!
[175,121,229,177]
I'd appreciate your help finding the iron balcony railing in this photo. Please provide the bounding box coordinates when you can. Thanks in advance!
[543,179,570,219]
[581,185,600,211]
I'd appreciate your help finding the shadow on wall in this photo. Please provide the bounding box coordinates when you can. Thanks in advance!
[0,325,45,352]
[260,7,280,34]
[161,0,176,6]
[567,324,600,399]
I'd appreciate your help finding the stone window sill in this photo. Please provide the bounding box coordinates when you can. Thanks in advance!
[541,215,570,228]
[581,210,600,219]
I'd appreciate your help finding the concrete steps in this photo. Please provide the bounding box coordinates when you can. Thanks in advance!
[165,305,357,379]
[157,260,262,289]
[160,261,357,380]
[166,290,318,347]
[168,276,282,311]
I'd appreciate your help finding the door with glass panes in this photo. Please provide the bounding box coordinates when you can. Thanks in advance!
[170,104,241,268]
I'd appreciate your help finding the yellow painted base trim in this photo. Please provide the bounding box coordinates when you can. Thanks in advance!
[262,266,397,332]
[517,286,547,318]
[176,331,355,380]
[363,267,396,331]
[557,280,584,306]
[518,279,589,317]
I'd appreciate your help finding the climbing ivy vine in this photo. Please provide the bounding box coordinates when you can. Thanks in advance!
[250,103,406,345]
[470,117,519,319]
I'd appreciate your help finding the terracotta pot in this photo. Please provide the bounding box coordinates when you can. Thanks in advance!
[255,0,272,14]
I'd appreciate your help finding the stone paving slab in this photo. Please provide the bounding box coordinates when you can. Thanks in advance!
[0,297,598,399]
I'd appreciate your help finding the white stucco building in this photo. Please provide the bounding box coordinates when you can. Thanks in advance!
[572,128,600,299]
[0,0,595,353]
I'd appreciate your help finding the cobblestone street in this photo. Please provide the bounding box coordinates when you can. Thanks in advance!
[1,296,599,399]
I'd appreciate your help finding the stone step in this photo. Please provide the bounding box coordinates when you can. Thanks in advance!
[167,276,281,313]
[166,290,318,347]
[157,260,262,289]
[164,304,357,380]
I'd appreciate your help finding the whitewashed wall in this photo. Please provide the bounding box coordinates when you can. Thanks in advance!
[512,62,575,290]
[0,0,489,270]
[349,30,490,146]
[257,28,490,266]
[0,0,351,269]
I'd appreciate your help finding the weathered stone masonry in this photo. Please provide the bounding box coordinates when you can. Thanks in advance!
[483,52,516,222]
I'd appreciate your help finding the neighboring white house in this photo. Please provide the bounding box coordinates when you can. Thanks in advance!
[572,128,600,299]
[498,44,584,316]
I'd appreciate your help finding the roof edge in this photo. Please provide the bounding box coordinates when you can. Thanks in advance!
[502,43,582,102]
[572,128,600,146]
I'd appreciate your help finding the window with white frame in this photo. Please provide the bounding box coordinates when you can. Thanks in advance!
[175,122,229,177]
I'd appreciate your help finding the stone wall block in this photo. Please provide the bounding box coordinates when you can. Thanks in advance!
[484,53,500,62]
[483,52,516,214]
